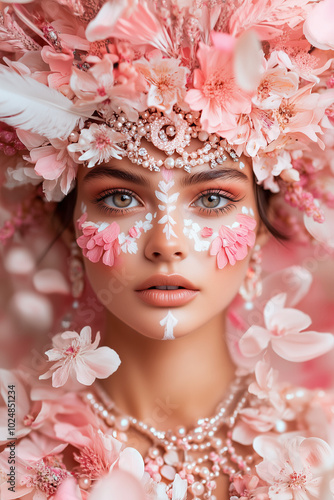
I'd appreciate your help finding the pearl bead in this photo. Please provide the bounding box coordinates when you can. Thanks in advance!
[200,466,210,478]
[115,416,130,431]
[166,125,176,136]
[198,130,209,141]
[211,437,223,448]
[78,476,91,489]
[164,157,175,168]
[191,481,204,496]
[106,414,115,426]
[148,446,160,459]
[68,131,79,142]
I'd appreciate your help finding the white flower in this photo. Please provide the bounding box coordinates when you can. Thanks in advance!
[68,124,126,168]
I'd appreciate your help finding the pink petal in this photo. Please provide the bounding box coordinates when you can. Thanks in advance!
[272,332,334,362]
[209,236,222,256]
[51,362,71,388]
[53,478,81,500]
[300,437,334,470]
[103,248,116,267]
[34,152,65,180]
[86,246,104,263]
[33,269,70,295]
[234,30,262,92]
[83,347,121,379]
[217,249,228,269]
[90,470,145,500]
[80,325,92,345]
[269,309,312,336]
[239,326,271,357]
[263,293,287,328]
[118,448,144,480]
[201,227,213,238]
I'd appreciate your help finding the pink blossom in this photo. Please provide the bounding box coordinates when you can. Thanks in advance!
[185,42,252,134]
[254,434,334,499]
[0,369,32,445]
[68,123,125,168]
[134,51,189,114]
[273,83,323,143]
[70,55,116,102]
[39,326,121,387]
[248,360,286,412]
[239,293,334,362]
[232,406,279,445]
[229,474,269,500]
[0,433,69,500]
[41,46,74,92]
[85,0,138,42]
[210,214,256,269]
[77,217,121,266]
[29,138,78,201]
[303,0,334,51]
[253,52,299,110]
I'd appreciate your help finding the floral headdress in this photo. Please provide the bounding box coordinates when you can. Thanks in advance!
[0,0,334,244]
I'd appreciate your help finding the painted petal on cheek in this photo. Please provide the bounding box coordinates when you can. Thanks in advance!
[76,214,121,266]
[201,227,213,238]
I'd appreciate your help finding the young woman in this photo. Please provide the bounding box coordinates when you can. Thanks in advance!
[1,0,334,498]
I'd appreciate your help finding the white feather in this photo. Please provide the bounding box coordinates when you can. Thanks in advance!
[0,66,94,140]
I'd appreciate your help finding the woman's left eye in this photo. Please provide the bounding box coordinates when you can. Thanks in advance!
[192,192,231,211]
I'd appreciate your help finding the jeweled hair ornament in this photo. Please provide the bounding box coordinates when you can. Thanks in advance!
[0,0,334,245]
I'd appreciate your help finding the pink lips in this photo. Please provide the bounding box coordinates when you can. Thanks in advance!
[135,274,199,307]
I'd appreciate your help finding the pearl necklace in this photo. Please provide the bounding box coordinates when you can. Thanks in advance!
[84,376,252,499]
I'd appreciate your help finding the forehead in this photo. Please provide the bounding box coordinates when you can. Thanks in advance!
[78,139,253,186]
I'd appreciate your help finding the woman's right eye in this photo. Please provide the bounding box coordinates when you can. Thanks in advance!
[95,189,141,212]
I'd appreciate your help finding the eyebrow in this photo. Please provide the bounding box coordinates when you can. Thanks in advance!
[83,165,249,186]
[83,165,149,185]
[180,168,249,186]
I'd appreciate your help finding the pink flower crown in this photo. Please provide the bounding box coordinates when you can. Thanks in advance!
[1,0,334,243]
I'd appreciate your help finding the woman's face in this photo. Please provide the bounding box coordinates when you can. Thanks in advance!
[74,143,262,340]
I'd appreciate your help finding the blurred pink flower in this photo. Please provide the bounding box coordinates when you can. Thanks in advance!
[0,369,32,445]
[39,326,121,387]
[30,138,78,200]
[185,42,252,133]
[68,123,125,168]
[239,293,334,362]
[210,214,256,269]
[229,473,268,500]
[232,406,279,445]
[303,0,334,51]
[77,216,121,266]
[248,359,285,412]
[254,434,334,499]
[134,51,189,114]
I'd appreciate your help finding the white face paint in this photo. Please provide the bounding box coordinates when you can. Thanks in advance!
[160,310,178,340]
[118,212,155,254]
[155,170,180,240]
[183,206,255,252]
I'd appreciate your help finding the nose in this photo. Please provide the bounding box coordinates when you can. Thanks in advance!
[144,217,189,262]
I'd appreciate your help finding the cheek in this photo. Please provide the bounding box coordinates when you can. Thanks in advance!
[183,206,257,269]
[75,210,156,266]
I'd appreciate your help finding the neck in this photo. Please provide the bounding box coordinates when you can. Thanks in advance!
[99,312,235,431]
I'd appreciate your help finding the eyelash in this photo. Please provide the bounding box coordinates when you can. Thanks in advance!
[93,188,243,215]
[191,189,243,216]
